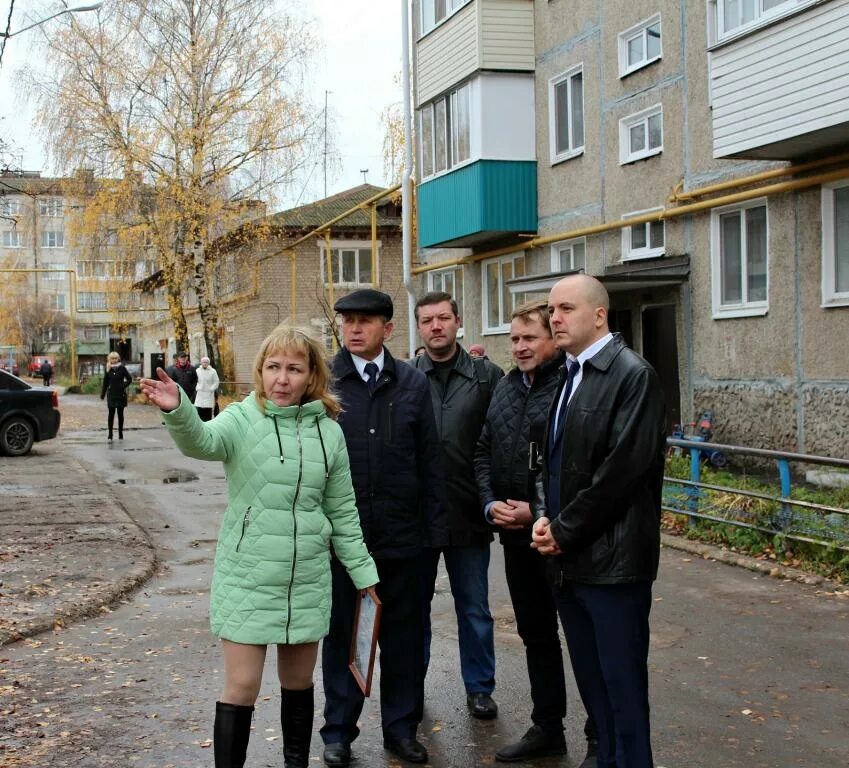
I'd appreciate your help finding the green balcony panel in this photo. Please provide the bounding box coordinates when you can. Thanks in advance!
[418,160,537,248]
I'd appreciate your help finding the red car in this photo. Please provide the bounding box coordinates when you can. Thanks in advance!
[0,359,20,376]
[28,355,55,376]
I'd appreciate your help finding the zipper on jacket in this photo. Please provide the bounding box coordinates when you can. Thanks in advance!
[236,507,252,552]
[385,401,394,442]
[285,410,305,643]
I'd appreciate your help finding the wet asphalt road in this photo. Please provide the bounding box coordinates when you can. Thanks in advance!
[1,419,847,767]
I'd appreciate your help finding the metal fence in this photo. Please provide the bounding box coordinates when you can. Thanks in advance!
[663,439,849,551]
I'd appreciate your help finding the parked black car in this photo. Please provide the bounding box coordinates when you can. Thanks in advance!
[0,370,61,456]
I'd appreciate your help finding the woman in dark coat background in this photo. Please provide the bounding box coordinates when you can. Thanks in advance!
[100,351,132,440]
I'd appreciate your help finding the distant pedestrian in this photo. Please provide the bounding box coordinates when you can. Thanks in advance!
[140,326,378,768]
[195,356,220,422]
[414,345,426,358]
[468,344,487,359]
[39,358,53,387]
[100,351,132,441]
[165,350,198,403]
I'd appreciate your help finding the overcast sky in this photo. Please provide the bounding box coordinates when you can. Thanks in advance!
[0,0,402,207]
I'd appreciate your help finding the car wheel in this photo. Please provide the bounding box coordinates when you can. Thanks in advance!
[0,417,35,456]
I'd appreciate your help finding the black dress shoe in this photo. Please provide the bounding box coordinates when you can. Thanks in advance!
[495,725,567,762]
[383,736,428,764]
[466,692,498,720]
[323,742,351,767]
[577,738,598,768]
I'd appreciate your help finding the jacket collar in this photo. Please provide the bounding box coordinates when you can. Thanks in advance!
[418,344,476,379]
[251,394,326,418]
[334,346,399,382]
[581,333,626,373]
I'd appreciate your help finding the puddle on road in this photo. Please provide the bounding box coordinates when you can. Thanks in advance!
[113,468,199,485]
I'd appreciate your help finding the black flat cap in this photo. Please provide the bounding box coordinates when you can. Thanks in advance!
[334,289,393,320]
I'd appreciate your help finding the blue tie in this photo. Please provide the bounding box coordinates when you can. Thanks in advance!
[553,359,581,444]
[364,362,379,394]
[547,359,580,518]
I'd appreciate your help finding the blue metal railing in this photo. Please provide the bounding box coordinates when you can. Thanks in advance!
[664,439,849,550]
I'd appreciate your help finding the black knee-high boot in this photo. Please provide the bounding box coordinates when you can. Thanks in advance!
[214,701,254,768]
[281,686,314,768]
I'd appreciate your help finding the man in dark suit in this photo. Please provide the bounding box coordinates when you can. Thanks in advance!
[320,289,446,767]
[532,274,666,768]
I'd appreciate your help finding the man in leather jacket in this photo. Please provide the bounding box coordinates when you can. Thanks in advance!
[475,300,598,766]
[532,275,666,768]
[411,291,504,721]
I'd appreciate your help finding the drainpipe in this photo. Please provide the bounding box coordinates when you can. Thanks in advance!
[401,0,416,357]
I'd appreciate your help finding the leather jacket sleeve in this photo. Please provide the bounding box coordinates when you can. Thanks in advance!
[549,364,665,551]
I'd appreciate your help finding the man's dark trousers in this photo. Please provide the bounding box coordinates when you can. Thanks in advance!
[321,556,424,744]
[502,538,567,732]
[554,581,653,768]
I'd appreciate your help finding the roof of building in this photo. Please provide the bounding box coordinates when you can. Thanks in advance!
[0,171,71,197]
[266,184,401,229]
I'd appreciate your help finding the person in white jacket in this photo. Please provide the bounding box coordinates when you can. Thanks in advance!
[195,356,220,421]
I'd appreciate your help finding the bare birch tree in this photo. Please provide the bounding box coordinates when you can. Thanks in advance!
[28,0,321,369]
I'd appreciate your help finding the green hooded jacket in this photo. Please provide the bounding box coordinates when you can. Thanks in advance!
[162,392,378,645]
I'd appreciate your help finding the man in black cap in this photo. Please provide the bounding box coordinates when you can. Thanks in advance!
[165,351,198,403]
[320,289,446,766]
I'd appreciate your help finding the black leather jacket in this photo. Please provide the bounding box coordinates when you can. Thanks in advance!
[412,347,504,547]
[536,334,666,584]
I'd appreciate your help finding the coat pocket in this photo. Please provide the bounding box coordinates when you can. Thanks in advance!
[235,507,252,552]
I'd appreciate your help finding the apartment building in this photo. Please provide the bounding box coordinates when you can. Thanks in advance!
[0,170,148,370]
[411,0,849,457]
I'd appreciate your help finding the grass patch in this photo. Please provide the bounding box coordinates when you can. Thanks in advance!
[664,454,849,583]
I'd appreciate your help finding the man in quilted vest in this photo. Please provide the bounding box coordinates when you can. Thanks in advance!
[475,300,598,766]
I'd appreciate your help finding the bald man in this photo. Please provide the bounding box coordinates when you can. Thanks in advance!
[532,274,666,768]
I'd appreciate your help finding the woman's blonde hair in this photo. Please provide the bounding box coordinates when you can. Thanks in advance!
[253,326,340,418]
[107,351,121,364]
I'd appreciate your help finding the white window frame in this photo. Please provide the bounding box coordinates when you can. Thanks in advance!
[619,104,663,164]
[0,198,21,216]
[711,198,769,318]
[418,81,472,182]
[48,293,66,311]
[821,181,849,308]
[41,230,65,248]
[550,238,587,272]
[38,197,63,217]
[549,64,585,165]
[2,230,21,248]
[621,209,665,261]
[427,266,465,336]
[319,240,379,288]
[43,263,65,281]
[420,0,471,36]
[618,14,662,77]
[481,252,525,334]
[84,325,108,341]
[42,326,67,343]
[78,292,108,311]
[712,0,817,44]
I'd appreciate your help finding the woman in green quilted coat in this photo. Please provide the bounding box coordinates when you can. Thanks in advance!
[140,327,378,768]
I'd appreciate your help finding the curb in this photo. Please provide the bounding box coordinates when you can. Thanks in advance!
[0,455,158,648]
[661,532,833,587]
